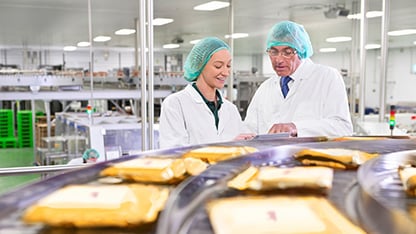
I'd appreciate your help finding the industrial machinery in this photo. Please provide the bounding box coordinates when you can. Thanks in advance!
[0,137,416,233]
[54,112,159,162]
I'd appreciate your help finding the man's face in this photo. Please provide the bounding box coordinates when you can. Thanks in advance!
[267,46,301,77]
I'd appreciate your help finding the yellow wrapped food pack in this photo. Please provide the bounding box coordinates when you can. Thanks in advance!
[398,164,416,197]
[228,166,333,193]
[182,146,258,163]
[22,184,169,228]
[294,148,378,169]
[206,196,366,234]
[100,157,208,183]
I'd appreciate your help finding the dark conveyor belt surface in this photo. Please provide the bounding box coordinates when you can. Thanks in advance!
[157,138,416,234]
[0,137,415,233]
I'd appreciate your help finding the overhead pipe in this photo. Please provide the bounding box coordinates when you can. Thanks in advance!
[378,0,390,122]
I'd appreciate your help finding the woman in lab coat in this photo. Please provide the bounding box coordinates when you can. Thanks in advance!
[159,37,254,149]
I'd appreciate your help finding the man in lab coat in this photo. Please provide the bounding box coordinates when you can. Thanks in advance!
[244,21,353,137]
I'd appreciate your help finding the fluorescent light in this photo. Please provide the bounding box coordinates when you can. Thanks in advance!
[63,46,77,51]
[326,36,352,43]
[153,18,174,26]
[388,29,416,36]
[365,44,381,50]
[93,36,111,42]
[77,41,90,47]
[414,41,416,45]
[190,39,201,44]
[193,1,230,11]
[319,48,336,53]
[163,43,180,49]
[347,11,383,19]
[115,29,136,35]
[225,33,249,39]
[366,11,384,18]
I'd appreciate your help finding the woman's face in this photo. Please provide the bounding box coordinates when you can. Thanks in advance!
[268,45,301,77]
[200,49,231,89]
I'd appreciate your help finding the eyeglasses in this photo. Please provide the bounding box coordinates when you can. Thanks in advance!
[266,48,297,59]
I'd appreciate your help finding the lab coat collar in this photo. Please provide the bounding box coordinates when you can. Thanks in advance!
[289,58,312,81]
[185,83,229,134]
[186,83,225,106]
[275,58,311,99]
[185,84,205,104]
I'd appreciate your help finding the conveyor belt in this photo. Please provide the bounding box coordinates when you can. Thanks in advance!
[357,150,416,234]
[157,138,416,234]
[0,137,415,233]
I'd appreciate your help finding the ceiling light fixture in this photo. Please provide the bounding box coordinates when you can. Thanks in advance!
[93,36,111,42]
[115,29,136,35]
[63,46,77,51]
[77,41,90,47]
[193,1,230,11]
[388,29,416,36]
[326,36,352,43]
[347,11,383,19]
[365,44,381,50]
[190,39,201,44]
[319,48,336,53]
[414,41,416,45]
[225,33,249,39]
[153,18,174,26]
[163,43,180,49]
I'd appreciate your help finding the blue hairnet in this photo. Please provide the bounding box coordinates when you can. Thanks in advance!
[266,21,313,59]
[82,148,99,160]
[184,37,230,82]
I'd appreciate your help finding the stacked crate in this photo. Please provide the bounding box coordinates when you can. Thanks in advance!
[35,124,55,148]
[17,110,33,148]
[35,115,55,148]
[0,109,17,148]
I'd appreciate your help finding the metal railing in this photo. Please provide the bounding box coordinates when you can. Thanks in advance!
[0,164,86,176]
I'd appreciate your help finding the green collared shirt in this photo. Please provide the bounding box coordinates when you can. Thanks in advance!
[192,83,223,129]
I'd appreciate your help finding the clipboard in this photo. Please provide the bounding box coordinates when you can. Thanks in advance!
[253,132,290,140]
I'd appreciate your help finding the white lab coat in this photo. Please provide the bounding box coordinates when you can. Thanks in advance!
[159,84,247,149]
[244,58,353,137]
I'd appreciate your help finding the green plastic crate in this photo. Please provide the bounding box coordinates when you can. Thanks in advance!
[0,109,14,138]
[17,111,33,148]
[0,137,17,148]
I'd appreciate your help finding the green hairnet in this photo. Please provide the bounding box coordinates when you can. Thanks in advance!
[266,21,313,59]
[184,37,230,82]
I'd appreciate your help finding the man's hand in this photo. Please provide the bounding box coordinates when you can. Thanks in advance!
[267,123,297,137]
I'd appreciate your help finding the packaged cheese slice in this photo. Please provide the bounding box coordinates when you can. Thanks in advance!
[182,146,258,163]
[398,164,416,196]
[294,148,378,169]
[227,166,333,193]
[206,195,366,234]
[101,157,208,183]
[22,184,169,228]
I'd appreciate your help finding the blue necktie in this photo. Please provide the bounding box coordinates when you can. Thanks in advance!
[281,76,292,98]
